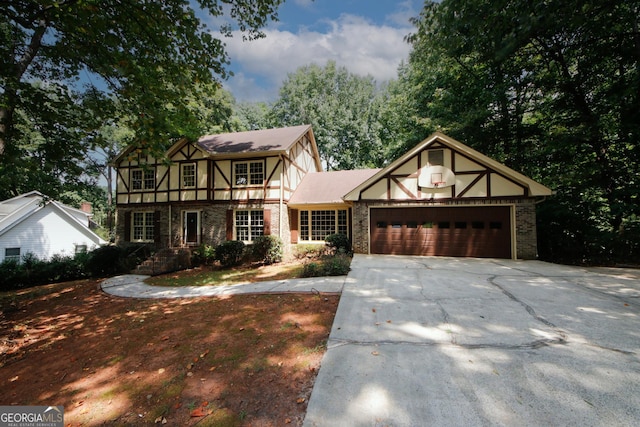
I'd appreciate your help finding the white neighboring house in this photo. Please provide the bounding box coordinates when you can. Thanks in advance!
[0,191,106,263]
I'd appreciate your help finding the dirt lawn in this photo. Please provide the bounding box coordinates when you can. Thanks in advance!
[0,278,339,426]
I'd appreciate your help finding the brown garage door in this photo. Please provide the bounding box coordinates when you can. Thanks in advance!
[370,206,511,258]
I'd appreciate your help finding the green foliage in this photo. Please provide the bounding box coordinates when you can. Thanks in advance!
[0,252,91,291]
[301,254,352,278]
[269,60,392,169]
[250,235,283,265]
[192,244,216,267]
[292,244,326,260]
[0,0,284,199]
[215,241,246,268]
[86,245,125,277]
[398,0,640,264]
[325,234,352,255]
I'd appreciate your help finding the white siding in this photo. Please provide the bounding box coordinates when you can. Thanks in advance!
[0,205,102,262]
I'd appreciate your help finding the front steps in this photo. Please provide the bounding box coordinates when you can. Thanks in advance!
[132,248,191,276]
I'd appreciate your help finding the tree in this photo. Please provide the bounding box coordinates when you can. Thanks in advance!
[0,0,283,179]
[269,61,390,170]
[398,0,640,264]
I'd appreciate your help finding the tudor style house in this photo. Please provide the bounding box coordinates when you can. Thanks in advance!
[114,125,551,260]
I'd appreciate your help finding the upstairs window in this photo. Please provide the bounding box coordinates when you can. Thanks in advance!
[131,168,155,191]
[182,163,196,188]
[234,161,264,186]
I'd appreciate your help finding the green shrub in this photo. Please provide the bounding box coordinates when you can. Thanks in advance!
[251,235,283,265]
[301,253,352,277]
[215,240,245,268]
[325,234,352,255]
[302,261,323,277]
[322,253,352,275]
[293,244,326,260]
[0,251,92,291]
[86,245,126,277]
[192,243,216,266]
[0,259,22,290]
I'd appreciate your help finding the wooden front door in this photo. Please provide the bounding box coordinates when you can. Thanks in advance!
[184,211,200,246]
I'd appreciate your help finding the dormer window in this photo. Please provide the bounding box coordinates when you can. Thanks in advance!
[131,168,155,191]
[234,161,264,186]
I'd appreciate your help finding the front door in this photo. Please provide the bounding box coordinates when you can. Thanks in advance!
[184,211,200,246]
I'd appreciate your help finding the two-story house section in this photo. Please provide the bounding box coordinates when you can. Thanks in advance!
[113,124,322,250]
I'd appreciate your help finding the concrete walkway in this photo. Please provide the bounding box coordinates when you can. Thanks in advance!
[303,255,640,427]
[100,273,345,298]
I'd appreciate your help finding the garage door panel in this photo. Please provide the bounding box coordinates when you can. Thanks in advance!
[370,207,511,258]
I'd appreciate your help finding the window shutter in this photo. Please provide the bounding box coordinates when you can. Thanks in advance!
[226,210,234,240]
[348,208,353,242]
[124,212,131,242]
[154,211,161,244]
[290,209,298,243]
[263,209,271,235]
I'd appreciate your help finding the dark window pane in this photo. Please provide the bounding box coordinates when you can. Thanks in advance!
[407,221,418,229]
[438,221,450,229]
[490,222,502,229]
[455,222,466,229]
[376,221,387,228]
[472,221,484,229]
[392,222,402,229]
[422,221,434,228]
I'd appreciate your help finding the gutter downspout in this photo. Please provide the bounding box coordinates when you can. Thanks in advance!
[279,154,284,240]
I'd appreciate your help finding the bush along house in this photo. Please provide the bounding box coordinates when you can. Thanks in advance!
[113,125,551,262]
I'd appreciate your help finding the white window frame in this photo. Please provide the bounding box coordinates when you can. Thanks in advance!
[131,211,155,242]
[4,247,20,263]
[131,168,155,191]
[299,209,348,242]
[235,209,264,243]
[182,163,196,188]
[234,161,264,186]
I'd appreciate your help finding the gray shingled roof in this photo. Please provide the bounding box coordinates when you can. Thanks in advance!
[197,124,312,155]
[289,169,381,205]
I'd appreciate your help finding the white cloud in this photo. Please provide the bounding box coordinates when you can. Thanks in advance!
[222,14,412,102]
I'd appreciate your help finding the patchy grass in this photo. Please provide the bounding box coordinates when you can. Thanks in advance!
[146,262,305,287]
[0,278,339,426]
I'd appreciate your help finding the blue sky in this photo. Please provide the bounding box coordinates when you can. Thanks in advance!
[218,0,419,102]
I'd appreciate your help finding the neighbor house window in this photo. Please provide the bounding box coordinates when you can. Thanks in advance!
[234,161,264,186]
[182,163,196,188]
[132,212,155,241]
[299,209,348,241]
[131,168,155,190]
[75,244,88,254]
[235,210,264,242]
[4,247,20,262]
[428,149,444,166]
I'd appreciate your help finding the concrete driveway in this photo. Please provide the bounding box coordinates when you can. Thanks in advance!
[304,255,640,426]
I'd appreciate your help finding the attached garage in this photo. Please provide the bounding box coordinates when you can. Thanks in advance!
[370,206,511,258]
[344,132,553,260]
